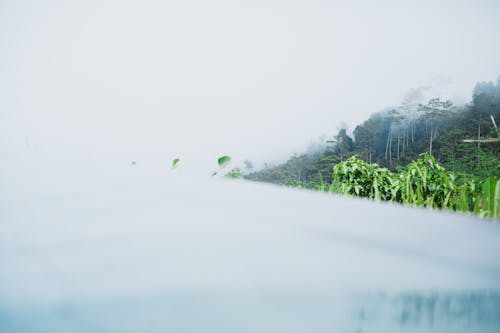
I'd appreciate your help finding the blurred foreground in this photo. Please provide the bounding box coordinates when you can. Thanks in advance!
[0,159,499,332]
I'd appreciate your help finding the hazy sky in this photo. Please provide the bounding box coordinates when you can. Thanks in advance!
[1,0,500,171]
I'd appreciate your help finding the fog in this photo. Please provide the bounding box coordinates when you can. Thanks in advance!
[1,0,500,171]
[1,163,500,332]
[1,2,500,331]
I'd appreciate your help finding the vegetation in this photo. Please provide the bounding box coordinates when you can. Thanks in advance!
[250,154,498,219]
[330,155,499,218]
[245,77,500,219]
[172,158,180,169]
[170,78,499,218]
[212,155,232,176]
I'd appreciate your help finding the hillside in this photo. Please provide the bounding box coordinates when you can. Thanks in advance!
[248,77,500,185]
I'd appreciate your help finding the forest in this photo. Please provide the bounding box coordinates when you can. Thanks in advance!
[235,77,500,218]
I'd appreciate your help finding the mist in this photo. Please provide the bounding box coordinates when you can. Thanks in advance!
[1,0,500,171]
[2,159,500,333]
[1,2,500,331]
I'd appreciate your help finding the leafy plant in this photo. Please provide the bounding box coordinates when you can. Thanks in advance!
[172,158,180,169]
[224,168,244,179]
[218,156,232,168]
[212,155,232,176]
[396,153,457,208]
[478,177,500,218]
[331,156,394,200]
[284,153,497,219]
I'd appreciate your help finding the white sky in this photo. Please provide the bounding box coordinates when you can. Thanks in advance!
[1,0,500,172]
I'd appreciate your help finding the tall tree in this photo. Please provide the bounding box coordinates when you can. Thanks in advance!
[334,128,354,161]
[418,98,453,156]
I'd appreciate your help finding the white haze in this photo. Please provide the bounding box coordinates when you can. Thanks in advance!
[2,2,500,331]
[1,163,499,332]
[1,0,500,171]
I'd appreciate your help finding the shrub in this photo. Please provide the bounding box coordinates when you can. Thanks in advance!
[331,156,394,200]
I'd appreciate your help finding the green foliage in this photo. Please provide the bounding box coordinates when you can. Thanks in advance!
[282,179,320,190]
[249,78,499,185]
[438,130,499,178]
[478,177,500,218]
[224,168,244,179]
[212,155,232,176]
[291,154,496,219]
[172,158,180,169]
[218,156,232,168]
[448,178,479,214]
[395,153,457,208]
[331,156,394,200]
[244,77,499,219]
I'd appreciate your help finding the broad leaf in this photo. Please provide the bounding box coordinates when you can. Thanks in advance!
[172,158,180,169]
[217,156,231,168]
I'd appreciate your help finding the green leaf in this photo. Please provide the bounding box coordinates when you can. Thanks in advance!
[494,180,500,218]
[482,177,499,217]
[218,155,232,168]
[172,158,180,169]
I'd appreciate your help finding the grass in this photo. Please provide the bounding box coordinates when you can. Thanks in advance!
[284,154,499,219]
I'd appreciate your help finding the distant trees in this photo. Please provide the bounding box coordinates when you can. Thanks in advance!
[244,160,254,172]
[354,118,377,163]
[247,76,500,184]
[333,128,354,160]
[417,98,453,156]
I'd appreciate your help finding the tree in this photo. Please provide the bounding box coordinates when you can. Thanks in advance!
[334,128,354,161]
[243,160,254,172]
[418,98,453,156]
[354,118,378,164]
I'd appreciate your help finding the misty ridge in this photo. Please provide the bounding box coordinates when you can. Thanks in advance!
[244,76,500,179]
[224,75,500,219]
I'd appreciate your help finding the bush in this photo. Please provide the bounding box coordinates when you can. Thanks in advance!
[331,156,394,200]
[395,153,457,208]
